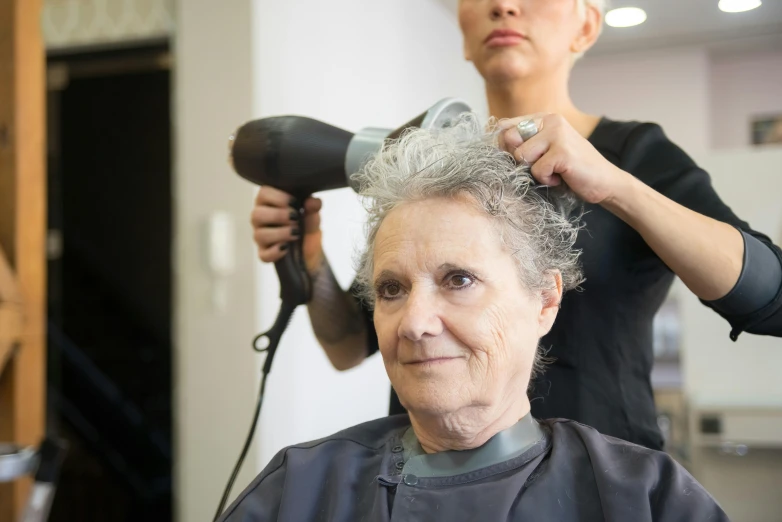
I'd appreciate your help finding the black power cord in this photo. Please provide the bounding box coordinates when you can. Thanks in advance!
[212,369,269,521]
[212,197,315,516]
[213,279,298,520]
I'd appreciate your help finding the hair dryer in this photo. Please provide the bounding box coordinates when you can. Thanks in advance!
[227,98,471,372]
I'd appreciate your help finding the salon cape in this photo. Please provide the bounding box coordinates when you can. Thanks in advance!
[218,414,727,521]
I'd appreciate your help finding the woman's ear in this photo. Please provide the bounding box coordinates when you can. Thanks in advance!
[537,271,563,337]
[570,4,602,55]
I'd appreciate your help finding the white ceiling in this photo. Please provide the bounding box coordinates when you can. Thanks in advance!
[437,0,782,55]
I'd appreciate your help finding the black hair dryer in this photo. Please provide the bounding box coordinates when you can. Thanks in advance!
[227,98,471,372]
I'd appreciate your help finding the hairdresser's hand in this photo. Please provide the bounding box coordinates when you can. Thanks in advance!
[251,186,324,274]
[497,114,629,205]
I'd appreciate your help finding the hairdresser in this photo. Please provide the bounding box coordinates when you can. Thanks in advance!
[249,0,782,450]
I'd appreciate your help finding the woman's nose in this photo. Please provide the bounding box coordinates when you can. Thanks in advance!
[490,0,521,19]
[397,289,444,342]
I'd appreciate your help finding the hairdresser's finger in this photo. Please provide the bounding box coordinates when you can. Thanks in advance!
[502,126,524,151]
[498,113,548,139]
[250,205,299,228]
[258,243,289,263]
[303,197,323,214]
[254,225,299,250]
[304,213,320,236]
[497,123,509,153]
[498,113,548,130]
[530,156,564,187]
[255,186,296,208]
[496,117,520,132]
[515,132,550,164]
[303,208,320,236]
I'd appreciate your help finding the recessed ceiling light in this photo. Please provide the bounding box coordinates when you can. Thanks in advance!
[605,7,647,28]
[718,0,762,13]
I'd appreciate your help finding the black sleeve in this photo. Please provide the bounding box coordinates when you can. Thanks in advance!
[348,279,380,357]
[618,122,782,340]
[708,231,782,321]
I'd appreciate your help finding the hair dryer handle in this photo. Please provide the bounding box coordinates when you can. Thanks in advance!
[252,204,311,367]
[276,204,312,306]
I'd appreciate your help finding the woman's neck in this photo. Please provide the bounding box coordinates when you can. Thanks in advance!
[409,398,532,454]
[485,74,600,139]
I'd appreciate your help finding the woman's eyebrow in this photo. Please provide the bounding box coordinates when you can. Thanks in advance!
[438,262,483,276]
[373,269,398,284]
[373,265,484,285]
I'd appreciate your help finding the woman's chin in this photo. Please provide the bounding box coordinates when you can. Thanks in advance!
[478,54,535,84]
[397,386,469,417]
[405,401,463,417]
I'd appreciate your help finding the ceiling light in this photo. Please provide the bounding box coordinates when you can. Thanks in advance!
[718,0,762,13]
[605,7,647,28]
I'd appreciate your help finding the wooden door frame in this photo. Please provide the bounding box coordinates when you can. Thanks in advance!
[0,0,47,518]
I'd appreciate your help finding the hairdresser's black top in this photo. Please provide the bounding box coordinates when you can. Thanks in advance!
[354,118,782,450]
[219,414,728,522]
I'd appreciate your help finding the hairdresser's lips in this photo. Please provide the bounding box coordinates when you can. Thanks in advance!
[485,29,527,48]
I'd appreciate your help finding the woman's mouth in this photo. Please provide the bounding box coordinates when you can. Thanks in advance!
[407,357,460,366]
[485,29,526,48]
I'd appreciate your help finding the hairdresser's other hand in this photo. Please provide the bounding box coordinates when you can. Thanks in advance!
[251,186,324,274]
[497,114,629,205]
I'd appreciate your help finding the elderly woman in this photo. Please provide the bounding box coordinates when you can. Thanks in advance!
[250,0,782,452]
[221,119,727,521]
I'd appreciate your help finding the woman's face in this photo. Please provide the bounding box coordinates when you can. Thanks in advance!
[372,195,560,417]
[458,0,598,83]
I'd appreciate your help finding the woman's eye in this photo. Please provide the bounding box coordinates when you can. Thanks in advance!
[379,282,403,300]
[447,273,474,289]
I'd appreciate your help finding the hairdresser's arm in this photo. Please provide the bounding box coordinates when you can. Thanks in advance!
[251,187,368,370]
[305,253,370,370]
[500,115,747,301]
[602,174,744,300]
[605,172,782,337]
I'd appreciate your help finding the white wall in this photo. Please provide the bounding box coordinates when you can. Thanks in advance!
[710,49,782,149]
[686,149,782,522]
[570,48,711,154]
[684,148,782,407]
[570,46,782,152]
[173,1,259,520]
[250,0,486,470]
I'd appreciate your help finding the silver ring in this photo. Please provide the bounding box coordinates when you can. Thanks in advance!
[516,119,539,141]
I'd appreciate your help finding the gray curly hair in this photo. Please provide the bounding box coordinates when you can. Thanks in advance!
[351,113,584,380]
[351,113,584,310]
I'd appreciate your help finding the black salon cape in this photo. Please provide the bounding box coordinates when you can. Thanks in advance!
[218,415,728,522]
[357,118,782,449]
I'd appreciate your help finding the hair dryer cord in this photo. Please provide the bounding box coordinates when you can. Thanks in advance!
[213,298,297,521]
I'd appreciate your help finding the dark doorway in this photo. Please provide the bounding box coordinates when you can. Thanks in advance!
[46,43,173,522]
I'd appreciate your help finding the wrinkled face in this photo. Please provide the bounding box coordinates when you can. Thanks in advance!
[372,195,557,417]
[458,0,596,83]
